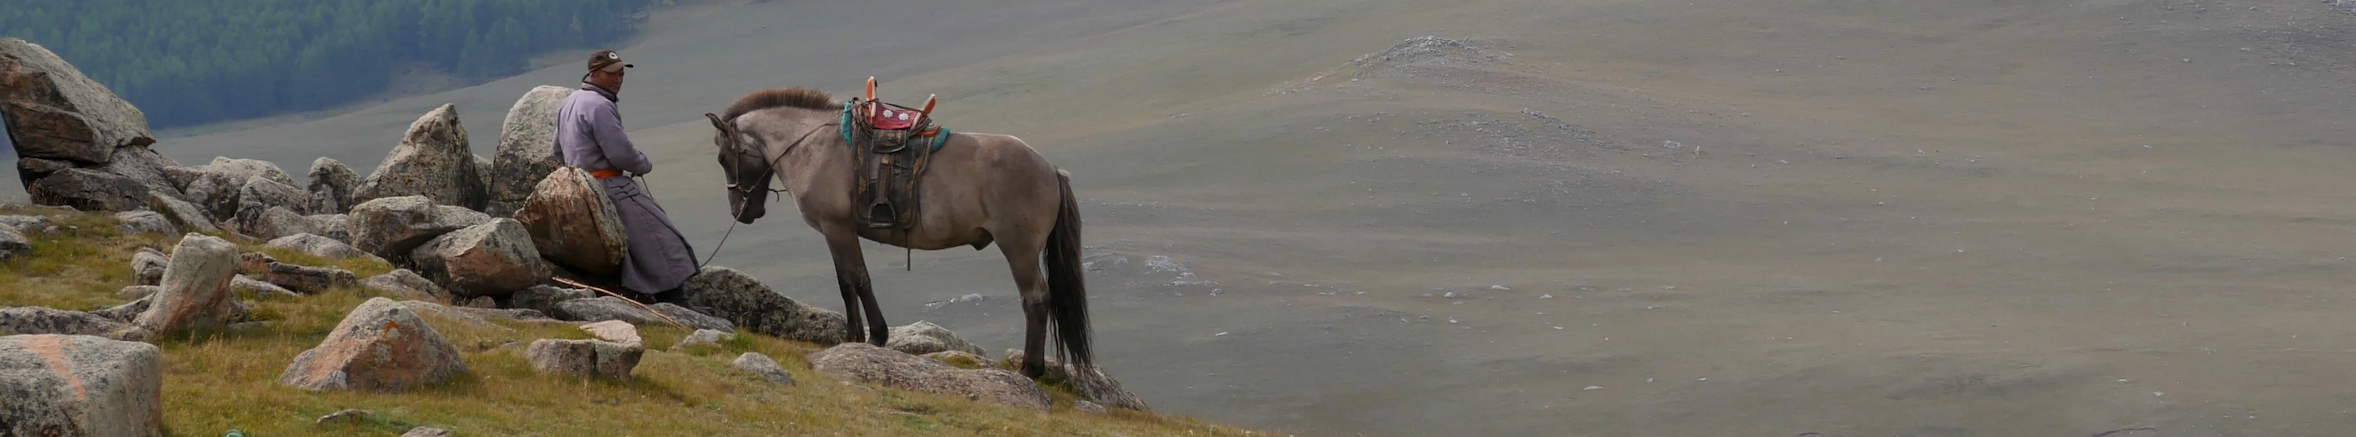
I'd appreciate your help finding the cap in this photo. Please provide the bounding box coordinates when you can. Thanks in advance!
[588,50,634,73]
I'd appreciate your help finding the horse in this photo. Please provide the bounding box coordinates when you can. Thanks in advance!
[702,87,1091,379]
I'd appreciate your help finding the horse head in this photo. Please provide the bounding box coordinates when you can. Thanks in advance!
[706,112,770,224]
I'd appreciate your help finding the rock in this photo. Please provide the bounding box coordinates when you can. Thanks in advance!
[0,214,54,233]
[264,233,374,260]
[809,343,1049,411]
[0,307,151,341]
[1066,365,1149,411]
[229,176,310,236]
[670,329,735,352]
[1001,349,1071,382]
[360,269,448,302]
[354,104,488,210]
[920,351,990,369]
[525,338,642,380]
[403,427,452,437]
[0,334,163,437]
[130,247,168,286]
[171,157,298,222]
[579,320,641,346]
[115,285,159,300]
[85,297,149,324]
[16,157,73,183]
[734,352,794,386]
[102,144,180,198]
[1074,400,1108,415]
[473,154,492,208]
[507,285,594,317]
[231,275,298,299]
[347,196,492,261]
[513,167,627,275]
[239,252,357,295]
[408,218,550,298]
[29,168,148,212]
[464,296,496,308]
[680,266,848,344]
[395,301,501,329]
[489,86,575,215]
[0,39,153,164]
[304,213,352,242]
[0,227,26,263]
[134,234,241,335]
[112,211,176,235]
[315,408,370,425]
[146,192,219,234]
[278,297,469,392]
[886,321,988,356]
[307,157,359,214]
[552,297,734,332]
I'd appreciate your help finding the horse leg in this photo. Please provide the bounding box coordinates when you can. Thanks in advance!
[1000,239,1051,379]
[858,269,890,347]
[824,230,873,344]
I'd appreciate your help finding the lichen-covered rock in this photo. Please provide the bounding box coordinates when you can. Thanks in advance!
[232,275,298,299]
[0,38,153,164]
[360,269,448,302]
[354,104,488,210]
[735,352,794,386]
[507,285,594,318]
[525,338,642,380]
[233,206,311,241]
[513,167,627,275]
[146,192,219,234]
[551,297,734,332]
[0,334,164,437]
[130,247,168,286]
[103,145,181,198]
[238,252,357,295]
[133,234,241,335]
[264,233,375,261]
[680,266,848,345]
[580,320,642,346]
[170,157,299,222]
[15,157,73,184]
[1065,365,1149,411]
[230,175,310,236]
[407,218,550,298]
[277,297,468,392]
[886,321,988,356]
[671,329,735,352]
[809,343,1049,411]
[0,307,151,341]
[921,350,991,369]
[29,168,148,212]
[307,157,359,214]
[489,86,574,215]
[113,210,176,236]
[346,196,491,261]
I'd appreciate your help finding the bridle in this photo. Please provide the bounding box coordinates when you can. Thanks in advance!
[704,116,836,267]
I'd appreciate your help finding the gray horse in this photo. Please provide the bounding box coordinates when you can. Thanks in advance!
[704,87,1090,379]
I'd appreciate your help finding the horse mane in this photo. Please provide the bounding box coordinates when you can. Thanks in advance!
[722,87,838,121]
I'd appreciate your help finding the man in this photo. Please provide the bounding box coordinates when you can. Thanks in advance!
[556,50,699,303]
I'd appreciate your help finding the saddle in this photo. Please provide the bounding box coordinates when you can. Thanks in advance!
[843,77,953,229]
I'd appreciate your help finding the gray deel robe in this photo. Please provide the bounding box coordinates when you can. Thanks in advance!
[555,83,699,294]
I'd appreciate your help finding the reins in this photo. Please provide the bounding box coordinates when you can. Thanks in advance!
[700,119,834,268]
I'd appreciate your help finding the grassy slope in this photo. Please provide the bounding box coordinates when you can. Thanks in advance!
[1,206,1268,437]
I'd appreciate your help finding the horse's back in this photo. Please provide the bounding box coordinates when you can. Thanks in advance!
[873,131,1061,250]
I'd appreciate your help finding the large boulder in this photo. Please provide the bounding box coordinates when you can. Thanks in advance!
[169,157,300,223]
[346,196,491,261]
[239,252,357,295]
[680,267,848,344]
[525,338,642,380]
[264,233,375,261]
[488,86,574,215]
[408,218,550,298]
[0,307,150,341]
[229,175,309,235]
[0,39,152,165]
[307,157,359,214]
[278,297,468,392]
[15,157,73,185]
[808,343,1050,411]
[232,206,312,241]
[354,104,488,210]
[133,234,241,336]
[0,334,163,437]
[102,145,182,198]
[886,321,989,356]
[513,167,627,276]
[359,269,449,302]
[29,168,148,212]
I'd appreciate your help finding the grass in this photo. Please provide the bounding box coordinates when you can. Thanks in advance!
[1,207,1273,437]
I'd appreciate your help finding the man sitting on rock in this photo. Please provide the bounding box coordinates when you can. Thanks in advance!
[556,50,698,303]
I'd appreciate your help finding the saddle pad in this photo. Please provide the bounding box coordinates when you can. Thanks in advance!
[869,106,919,130]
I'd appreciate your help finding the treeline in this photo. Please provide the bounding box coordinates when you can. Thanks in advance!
[0,0,655,128]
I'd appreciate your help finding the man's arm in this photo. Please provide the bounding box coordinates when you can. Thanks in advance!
[593,102,655,175]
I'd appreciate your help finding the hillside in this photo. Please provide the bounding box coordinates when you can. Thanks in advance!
[0,206,1265,436]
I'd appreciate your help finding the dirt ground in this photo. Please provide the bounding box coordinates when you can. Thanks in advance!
[49,0,2356,435]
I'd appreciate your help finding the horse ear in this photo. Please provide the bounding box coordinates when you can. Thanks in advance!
[704,113,729,132]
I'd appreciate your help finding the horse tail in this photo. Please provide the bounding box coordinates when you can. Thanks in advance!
[1045,169,1094,369]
